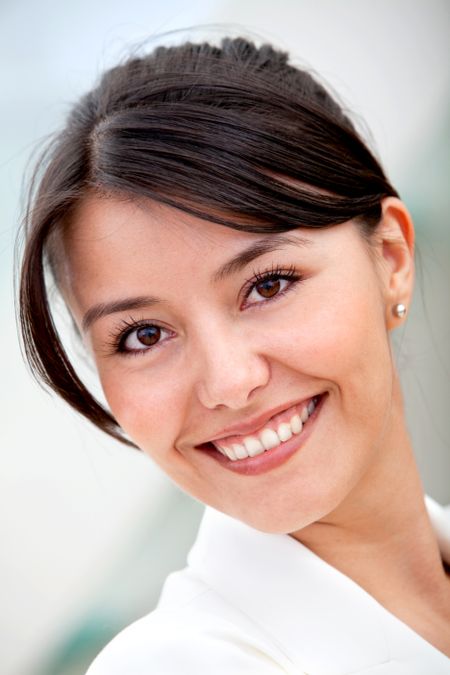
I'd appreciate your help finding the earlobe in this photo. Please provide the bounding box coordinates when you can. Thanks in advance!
[375,197,415,331]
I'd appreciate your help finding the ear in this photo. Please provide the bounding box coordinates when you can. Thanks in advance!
[373,197,415,331]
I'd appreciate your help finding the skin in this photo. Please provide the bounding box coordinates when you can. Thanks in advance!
[59,193,450,655]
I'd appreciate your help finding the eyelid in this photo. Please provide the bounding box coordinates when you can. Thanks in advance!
[105,317,173,357]
[240,265,302,309]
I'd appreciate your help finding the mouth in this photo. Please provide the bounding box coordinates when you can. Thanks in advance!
[196,392,326,476]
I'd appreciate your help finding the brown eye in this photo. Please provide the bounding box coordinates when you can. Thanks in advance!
[121,324,165,353]
[136,326,161,346]
[244,268,301,307]
[255,278,281,299]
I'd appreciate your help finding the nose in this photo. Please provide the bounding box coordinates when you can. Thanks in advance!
[193,320,270,410]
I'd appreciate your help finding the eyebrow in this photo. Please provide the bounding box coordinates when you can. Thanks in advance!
[212,233,312,283]
[82,296,160,333]
[81,233,311,332]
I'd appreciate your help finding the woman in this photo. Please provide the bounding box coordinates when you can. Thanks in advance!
[18,37,450,673]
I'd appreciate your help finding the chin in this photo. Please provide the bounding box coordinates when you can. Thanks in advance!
[228,480,355,536]
[224,502,321,536]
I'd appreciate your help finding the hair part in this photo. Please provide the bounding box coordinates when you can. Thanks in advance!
[18,36,399,446]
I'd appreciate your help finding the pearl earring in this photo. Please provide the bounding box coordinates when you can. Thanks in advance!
[393,303,407,318]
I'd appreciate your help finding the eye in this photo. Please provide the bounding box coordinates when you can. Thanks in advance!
[122,325,163,352]
[243,266,301,307]
[249,276,285,300]
[110,320,174,356]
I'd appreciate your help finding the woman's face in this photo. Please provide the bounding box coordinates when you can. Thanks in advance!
[61,194,410,533]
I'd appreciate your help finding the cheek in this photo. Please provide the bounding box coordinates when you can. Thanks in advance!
[98,364,186,460]
[273,280,390,377]
[256,312,393,533]
[267,273,394,441]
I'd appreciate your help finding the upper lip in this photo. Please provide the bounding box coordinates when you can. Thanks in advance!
[196,394,320,446]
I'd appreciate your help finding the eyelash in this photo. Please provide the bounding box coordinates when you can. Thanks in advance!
[241,264,300,308]
[107,265,302,357]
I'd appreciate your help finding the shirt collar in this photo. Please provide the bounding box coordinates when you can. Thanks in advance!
[187,496,450,674]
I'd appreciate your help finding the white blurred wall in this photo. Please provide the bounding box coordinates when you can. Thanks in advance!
[1,1,449,673]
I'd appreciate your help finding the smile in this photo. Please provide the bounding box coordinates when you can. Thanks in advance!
[200,393,325,475]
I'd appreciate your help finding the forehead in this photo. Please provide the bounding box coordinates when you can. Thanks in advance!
[62,193,322,289]
[63,194,266,268]
[59,195,290,310]
[59,194,364,323]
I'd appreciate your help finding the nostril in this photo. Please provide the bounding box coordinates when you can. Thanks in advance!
[192,335,271,411]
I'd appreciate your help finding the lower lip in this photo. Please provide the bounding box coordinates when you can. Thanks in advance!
[201,393,326,476]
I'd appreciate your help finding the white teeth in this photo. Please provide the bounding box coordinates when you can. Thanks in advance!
[290,413,303,435]
[244,437,265,457]
[277,422,292,442]
[233,443,248,459]
[213,396,320,461]
[260,428,280,450]
[300,406,309,423]
[224,446,237,461]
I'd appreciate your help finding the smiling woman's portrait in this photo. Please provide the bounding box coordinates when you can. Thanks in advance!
[6,2,450,674]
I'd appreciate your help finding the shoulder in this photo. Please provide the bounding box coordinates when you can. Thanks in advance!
[85,605,291,674]
[86,566,294,674]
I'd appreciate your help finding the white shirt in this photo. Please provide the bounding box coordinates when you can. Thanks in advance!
[86,496,450,674]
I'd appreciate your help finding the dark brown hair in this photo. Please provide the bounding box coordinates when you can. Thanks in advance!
[18,36,398,446]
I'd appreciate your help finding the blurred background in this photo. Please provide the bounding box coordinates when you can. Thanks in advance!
[1,1,449,673]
